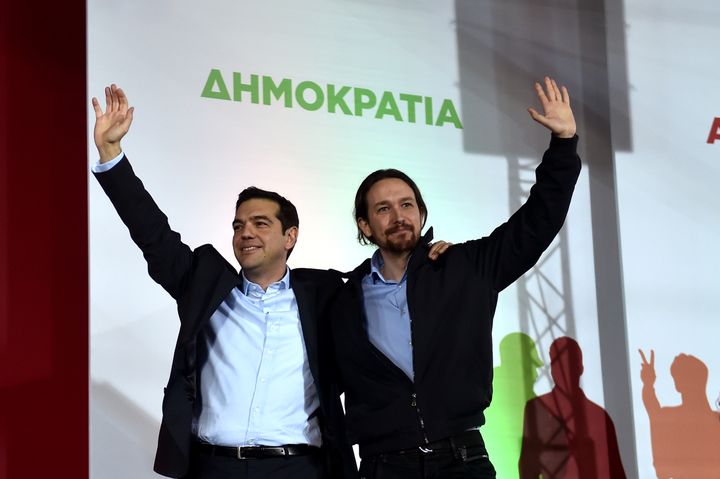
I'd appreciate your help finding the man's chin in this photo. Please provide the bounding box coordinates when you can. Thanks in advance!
[386,237,418,254]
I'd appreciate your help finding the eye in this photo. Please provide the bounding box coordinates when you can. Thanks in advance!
[402,202,414,208]
[377,206,389,213]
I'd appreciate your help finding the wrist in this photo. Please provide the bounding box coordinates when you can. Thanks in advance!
[97,143,122,163]
[555,128,576,139]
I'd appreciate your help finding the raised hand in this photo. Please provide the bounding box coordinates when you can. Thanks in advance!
[639,349,656,386]
[527,77,576,139]
[92,84,134,163]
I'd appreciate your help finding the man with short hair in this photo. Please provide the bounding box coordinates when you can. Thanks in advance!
[330,77,582,478]
[91,85,357,479]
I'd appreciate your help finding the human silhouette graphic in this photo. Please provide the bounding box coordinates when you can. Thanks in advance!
[483,333,543,479]
[639,349,720,479]
[519,337,626,478]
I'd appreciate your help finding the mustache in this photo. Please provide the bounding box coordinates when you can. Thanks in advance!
[385,223,414,235]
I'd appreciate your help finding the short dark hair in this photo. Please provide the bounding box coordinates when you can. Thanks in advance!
[354,169,428,245]
[236,187,299,258]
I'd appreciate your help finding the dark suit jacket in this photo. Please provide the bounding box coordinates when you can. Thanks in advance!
[94,156,356,478]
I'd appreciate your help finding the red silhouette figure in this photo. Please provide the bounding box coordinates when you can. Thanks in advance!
[519,337,626,478]
[639,350,720,478]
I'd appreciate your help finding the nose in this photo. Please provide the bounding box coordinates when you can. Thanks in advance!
[236,224,255,239]
[390,205,405,224]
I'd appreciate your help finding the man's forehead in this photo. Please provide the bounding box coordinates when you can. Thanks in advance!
[235,198,280,219]
[369,178,416,201]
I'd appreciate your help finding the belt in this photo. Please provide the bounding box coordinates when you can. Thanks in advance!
[366,430,486,459]
[193,441,321,460]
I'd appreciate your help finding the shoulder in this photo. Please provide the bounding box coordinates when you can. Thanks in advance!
[193,244,237,272]
[291,268,344,290]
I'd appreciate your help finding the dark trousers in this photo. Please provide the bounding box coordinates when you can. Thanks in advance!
[358,445,496,479]
[186,449,326,479]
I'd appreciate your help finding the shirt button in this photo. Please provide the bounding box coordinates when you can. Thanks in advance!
[260,378,266,383]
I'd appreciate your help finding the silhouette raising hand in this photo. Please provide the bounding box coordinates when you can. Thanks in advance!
[639,349,656,386]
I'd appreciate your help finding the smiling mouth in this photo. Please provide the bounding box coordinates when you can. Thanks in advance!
[240,246,261,252]
[387,227,412,236]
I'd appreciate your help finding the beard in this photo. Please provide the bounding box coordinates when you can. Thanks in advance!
[382,224,419,254]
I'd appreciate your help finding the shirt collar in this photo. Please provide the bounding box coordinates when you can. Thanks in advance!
[368,249,407,285]
[241,267,291,295]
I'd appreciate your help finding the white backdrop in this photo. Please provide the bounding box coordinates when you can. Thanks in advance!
[88,1,720,477]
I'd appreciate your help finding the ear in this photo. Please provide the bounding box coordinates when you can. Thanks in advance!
[357,218,372,239]
[285,226,298,251]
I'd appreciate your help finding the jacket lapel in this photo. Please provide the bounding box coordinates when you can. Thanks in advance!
[290,272,321,387]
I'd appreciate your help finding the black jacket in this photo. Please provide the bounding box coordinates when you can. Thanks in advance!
[330,135,581,457]
[94,157,357,478]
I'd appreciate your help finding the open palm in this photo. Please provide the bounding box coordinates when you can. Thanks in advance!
[528,77,576,138]
[92,84,134,161]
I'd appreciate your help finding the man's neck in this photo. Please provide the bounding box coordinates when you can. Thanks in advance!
[378,249,411,282]
[244,266,287,292]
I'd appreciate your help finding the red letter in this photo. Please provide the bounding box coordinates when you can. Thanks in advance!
[708,117,720,144]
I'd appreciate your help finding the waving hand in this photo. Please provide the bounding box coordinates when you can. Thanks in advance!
[91,84,134,163]
[528,77,576,139]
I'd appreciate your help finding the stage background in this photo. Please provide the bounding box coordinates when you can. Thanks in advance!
[85,1,719,478]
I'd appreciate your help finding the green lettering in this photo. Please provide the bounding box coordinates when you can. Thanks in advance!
[262,76,292,107]
[327,84,352,114]
[436,99,463,129]
[354,88,377,116]
[399,93,422,123]
[295,81,324,111]
[232,73,260,103]
[424,96,433,125]
[375,91,402,121]
[201,69,231,100]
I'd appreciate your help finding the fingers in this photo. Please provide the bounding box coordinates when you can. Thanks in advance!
[551,78,562,102]
[535,77,570,104]
[117,86,129,113]
[639,349,656,366]
[111,84,120,112]
[104,86,112,112]
[534,82,549,107]
[97,84,130,117]
[561,85,570,104]
[91,97,103,118]
[544,77,556,102]
[121,106,135,131]
[428,241,453,260]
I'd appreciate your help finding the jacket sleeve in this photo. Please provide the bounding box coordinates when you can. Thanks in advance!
[93,155,193,300]
[468,135,581,292]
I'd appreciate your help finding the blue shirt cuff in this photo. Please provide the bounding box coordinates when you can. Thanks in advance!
[91,151,125,173]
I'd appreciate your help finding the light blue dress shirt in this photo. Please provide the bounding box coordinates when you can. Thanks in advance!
[195,269,321,447]
[362,250,415,380]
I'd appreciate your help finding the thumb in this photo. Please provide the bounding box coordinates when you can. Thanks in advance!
[528,108,545,124]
